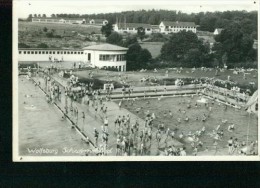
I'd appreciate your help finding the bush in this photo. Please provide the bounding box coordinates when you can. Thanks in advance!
[43,27,48,32]
[146,33,168,42]
[159,77,204,86]
[18,43,31,48]
[46,32,54,38]
[18,62,38,68]
[37,43,48,48]
[63,73,128,89]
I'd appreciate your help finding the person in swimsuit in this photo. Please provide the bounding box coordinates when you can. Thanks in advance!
[228,137,233,155]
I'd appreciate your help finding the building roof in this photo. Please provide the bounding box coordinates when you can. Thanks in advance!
[32,17,61,20]
[151,25,159,29]
[82,43,128,51]
[161,21,196,27]
[32,17,85,21]
[90,19,107,23]
[18,48,83,50]
[64,18,85,20]
[89,19,108,25]
[116,23,152,29]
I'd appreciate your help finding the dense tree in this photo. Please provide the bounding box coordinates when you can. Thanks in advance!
[106,32,123,46]
[148,33,168,42]
[126,43,152,70]
[101,22,113,37]
[34,14,37,18]
[27,14,32,21]
[161,31,210,67]
[123,35,138,47]
[213,22,256,67]
[42,14,46,18]
[199,15,217,32]
[137,49,152,63]
[182,48,203,67]
[28,10,256,36]
[137,27,145,41]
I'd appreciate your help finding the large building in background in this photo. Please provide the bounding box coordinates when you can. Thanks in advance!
[32,17,108,25]
[32,17,87,24]
[159,21,197,34]
[89,19,108,26]
[113,23,153,34]
[18,44,128,72]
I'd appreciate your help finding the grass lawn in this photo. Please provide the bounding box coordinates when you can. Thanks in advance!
[140,42,163,58]
[19,22,102,35]
[18,22,102,48]
[121,96,258,155]
[19,61,258,92]
[73,68,257,89]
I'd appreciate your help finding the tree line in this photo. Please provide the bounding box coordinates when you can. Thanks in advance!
[28,10,257,34]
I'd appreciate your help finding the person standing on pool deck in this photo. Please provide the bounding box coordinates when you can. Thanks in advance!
[213,140,218,155]
[104,117,109,133]
[228,137,233,155]
[94,128,99,146]
[118,100,122,109]
[94,104,98,117]
[82,112,85,132]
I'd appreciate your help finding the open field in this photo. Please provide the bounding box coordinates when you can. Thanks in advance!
[140,42,163,58]
[18,22,103,48]
[19,22,102,35]
[121,96,258,155]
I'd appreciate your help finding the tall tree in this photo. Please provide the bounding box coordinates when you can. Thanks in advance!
[137,27,146,41]
[214,22,256,67]
[161,31,209,67]
[27,14,33,21]
[126,43,152,70]
[101,22,113,37]
[123,35,138,47]
[106,32,123,46]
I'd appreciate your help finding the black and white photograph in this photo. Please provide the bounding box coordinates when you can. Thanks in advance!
[13,0,259,161]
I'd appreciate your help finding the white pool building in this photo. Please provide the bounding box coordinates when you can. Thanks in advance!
[18,43,128,72]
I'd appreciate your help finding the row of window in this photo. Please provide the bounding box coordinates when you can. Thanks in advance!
[119,28,151,31]
[19,51,84,55]
[33,19,81,22]
[165,26,196,29]
[99,54,126,61]
[165,28,196,32]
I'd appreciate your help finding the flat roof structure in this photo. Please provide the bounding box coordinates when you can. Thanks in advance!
[82,44,128,51]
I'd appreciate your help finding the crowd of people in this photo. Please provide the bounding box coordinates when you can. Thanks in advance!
[23,64,258,156]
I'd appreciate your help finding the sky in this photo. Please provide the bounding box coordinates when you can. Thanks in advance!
[14,0,258,18]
